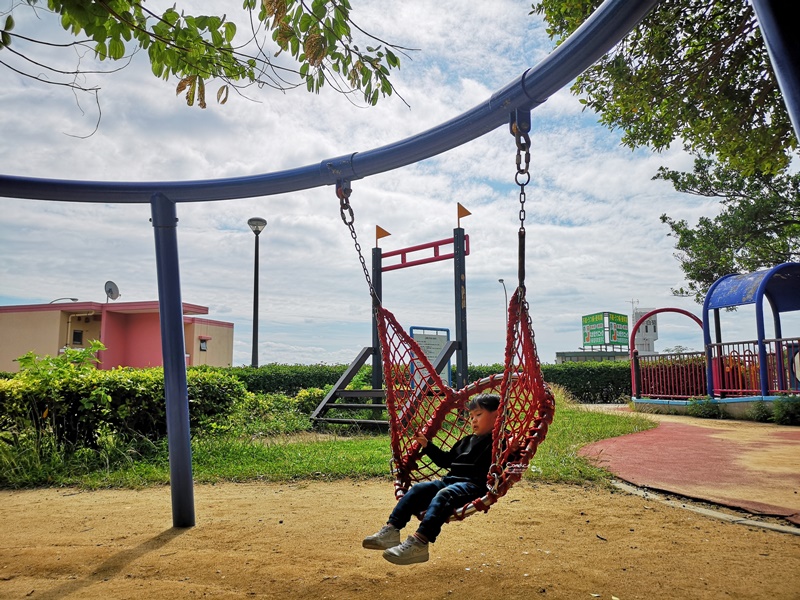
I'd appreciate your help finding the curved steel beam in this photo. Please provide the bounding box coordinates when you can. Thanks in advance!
[0,0,660,204]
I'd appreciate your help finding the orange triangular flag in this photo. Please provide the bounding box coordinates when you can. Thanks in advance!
[457,203,471,218]
[376,225,391,246]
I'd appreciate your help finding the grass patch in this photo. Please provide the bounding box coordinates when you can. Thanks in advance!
[2,386,656,489]
[530,404,655,484]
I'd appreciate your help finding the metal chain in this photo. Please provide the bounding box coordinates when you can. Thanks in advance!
[487,119,537,493]
[514,128,531,232]
[337,181,378,303]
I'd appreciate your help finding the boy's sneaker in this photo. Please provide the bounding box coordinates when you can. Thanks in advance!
[362,524,401,550]
[382,535,429,565]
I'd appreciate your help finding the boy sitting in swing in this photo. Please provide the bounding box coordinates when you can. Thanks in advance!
[363,393,515,565]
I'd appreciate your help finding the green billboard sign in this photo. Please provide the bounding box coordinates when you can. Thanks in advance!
[582,311,629,347]
[582,312,606,346]
[607,312,629,346]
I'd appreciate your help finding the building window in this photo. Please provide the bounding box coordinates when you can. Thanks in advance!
[199,340,208,352]
[72,330,84,346]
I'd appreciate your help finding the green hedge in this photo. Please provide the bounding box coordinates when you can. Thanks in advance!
[542,362,631,403]
[0,368,249,447]
[220,361,631,404]
[467,361,630,403]
[227,364,349,395]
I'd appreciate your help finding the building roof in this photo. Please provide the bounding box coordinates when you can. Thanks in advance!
[0,301,209,315]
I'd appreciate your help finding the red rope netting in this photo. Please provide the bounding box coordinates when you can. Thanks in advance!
[376,288,555,518]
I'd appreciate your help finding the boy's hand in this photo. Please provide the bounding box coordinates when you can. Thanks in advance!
[414,434,428,448]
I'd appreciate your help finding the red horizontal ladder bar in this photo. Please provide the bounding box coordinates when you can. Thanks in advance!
[381,235,470,272]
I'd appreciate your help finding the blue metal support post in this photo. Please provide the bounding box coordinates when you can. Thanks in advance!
[371,247,383,390]
[453,227,468,389]
[751,0,800,139]
[150,192,195,528]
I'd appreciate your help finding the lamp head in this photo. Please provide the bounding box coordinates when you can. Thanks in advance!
[248,217,267,235]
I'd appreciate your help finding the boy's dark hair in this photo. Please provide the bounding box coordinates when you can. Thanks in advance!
[465,393,500,412]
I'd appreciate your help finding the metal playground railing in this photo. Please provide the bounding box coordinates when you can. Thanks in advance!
[633,338,800,400]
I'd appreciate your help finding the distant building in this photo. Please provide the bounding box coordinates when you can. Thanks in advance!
[0,301,233,372]
[555,350,629,364]
[633,307,658,354]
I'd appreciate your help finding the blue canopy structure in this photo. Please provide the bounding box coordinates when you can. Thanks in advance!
[703,263,800,397]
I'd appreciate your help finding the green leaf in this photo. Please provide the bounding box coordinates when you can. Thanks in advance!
[224,22,236,43]
[94,40,108,59]
[108,38,125,60]
[4,15,15,31]
[163,8,179,25]
[298,13,313,33]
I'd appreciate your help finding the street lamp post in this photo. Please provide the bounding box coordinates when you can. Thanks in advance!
[248,217,267,368]
[498,278,508,327]
[49,297,78,304]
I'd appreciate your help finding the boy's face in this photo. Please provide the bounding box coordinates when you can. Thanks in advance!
[468,406,498,436]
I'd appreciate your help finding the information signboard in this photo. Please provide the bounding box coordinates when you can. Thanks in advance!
[410,326,451,386]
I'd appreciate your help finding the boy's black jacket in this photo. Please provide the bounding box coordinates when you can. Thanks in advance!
[422,433,493,484]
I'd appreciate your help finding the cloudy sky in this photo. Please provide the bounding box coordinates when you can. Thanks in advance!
[1,0,790,367]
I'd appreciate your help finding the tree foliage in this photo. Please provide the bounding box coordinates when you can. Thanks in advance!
[531,0,797,176]
[532,0,800,302]
[0,0,406,111]
[658,157,800,301]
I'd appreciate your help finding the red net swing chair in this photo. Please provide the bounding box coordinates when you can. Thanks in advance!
[376,287,555,520]
[337,114,554,520]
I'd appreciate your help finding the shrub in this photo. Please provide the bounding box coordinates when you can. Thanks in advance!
[0,348,249,447]
[295,387,329,414]
[687,397,725,419]
[772,396,800,426]
[744,400,772,423]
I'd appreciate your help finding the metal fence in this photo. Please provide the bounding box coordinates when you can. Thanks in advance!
[633,338,800,399]
[633,352,707,399]
[708,337,800,397]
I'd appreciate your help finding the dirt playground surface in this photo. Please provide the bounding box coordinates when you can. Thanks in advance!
[2,480,799,599]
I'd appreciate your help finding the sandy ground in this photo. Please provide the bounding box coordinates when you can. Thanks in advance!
[1,480,799,600]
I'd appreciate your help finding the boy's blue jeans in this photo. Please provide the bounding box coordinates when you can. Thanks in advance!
[387,477,483,543]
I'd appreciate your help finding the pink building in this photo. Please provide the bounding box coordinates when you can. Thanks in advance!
[0,301,233,372]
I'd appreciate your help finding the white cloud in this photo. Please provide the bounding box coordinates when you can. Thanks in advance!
[2,0,782,369]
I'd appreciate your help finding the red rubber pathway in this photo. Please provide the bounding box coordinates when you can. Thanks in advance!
[579,409,800,525]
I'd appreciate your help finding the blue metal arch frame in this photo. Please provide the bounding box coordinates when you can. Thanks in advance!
[0,0,660,204]
[2,0,798,527]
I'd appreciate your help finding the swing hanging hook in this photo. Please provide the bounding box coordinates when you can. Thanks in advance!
[337,180,354,226]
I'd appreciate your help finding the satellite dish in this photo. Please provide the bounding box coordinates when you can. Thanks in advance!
[104,280,121,301]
